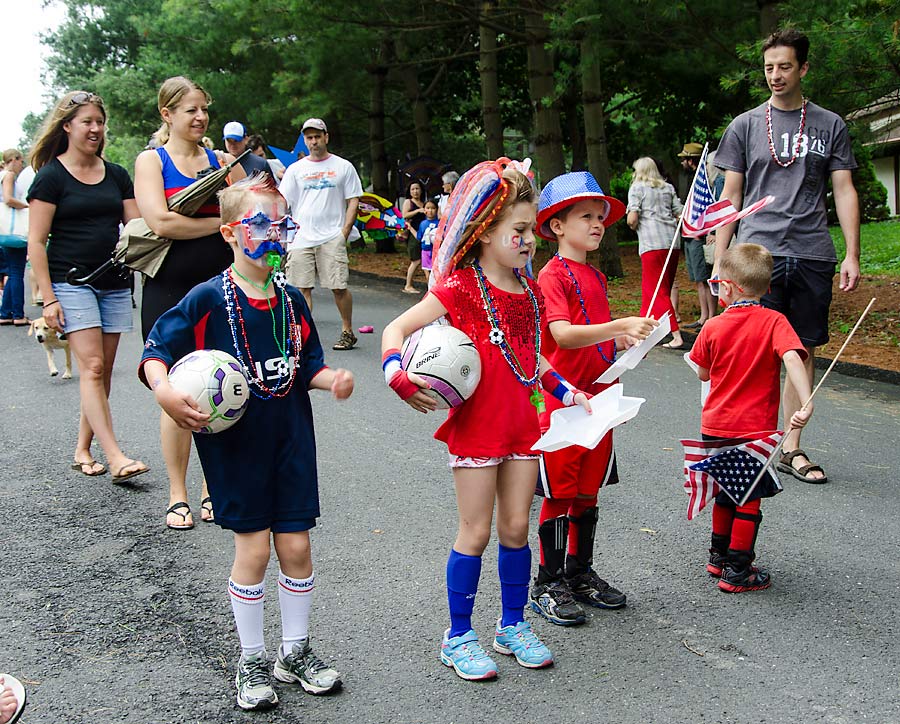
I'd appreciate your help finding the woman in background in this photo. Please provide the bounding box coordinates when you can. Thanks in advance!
[28,91,149,481]
[134,76,243,530]
[626,156,685,349]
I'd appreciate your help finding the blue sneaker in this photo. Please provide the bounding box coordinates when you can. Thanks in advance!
[440,629,499,681]
[492,619,554,669]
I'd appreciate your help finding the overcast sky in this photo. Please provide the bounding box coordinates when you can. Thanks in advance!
[1,0,67,149]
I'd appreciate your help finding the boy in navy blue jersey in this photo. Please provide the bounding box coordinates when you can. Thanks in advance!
[139,175,354,711]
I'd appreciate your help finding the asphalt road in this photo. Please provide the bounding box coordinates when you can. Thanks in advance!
[1,275,898,724]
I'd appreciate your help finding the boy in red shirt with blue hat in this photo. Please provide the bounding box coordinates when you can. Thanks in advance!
[532,172,658,625]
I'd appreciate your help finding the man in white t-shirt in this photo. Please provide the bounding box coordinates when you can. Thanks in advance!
[280,118,363,350]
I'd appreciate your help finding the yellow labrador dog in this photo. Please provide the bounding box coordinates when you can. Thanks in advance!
[29,318,72,379]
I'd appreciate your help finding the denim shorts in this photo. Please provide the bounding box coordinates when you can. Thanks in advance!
[51,283,134,334]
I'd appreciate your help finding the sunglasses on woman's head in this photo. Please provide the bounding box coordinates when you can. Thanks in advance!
[66,92,102,107]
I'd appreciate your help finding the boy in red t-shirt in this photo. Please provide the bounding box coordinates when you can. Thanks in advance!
[690,243,813,592]
[531,172,658,625]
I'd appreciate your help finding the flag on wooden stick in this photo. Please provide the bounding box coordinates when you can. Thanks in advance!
[681,432,784,519]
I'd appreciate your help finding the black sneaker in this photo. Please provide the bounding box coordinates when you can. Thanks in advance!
[718,564,771,593]
[707,548,728,577]
[530,578,586,626]
[333,330,357,350]
[566,568,627,609]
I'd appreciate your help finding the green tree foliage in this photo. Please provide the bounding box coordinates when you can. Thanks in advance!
[35,0,896,222]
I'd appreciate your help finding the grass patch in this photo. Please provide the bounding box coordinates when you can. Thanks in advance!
[830,220,900,275]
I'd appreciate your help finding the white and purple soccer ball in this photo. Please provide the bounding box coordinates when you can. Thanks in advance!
[401,324,481,409]
[168,349,250,433]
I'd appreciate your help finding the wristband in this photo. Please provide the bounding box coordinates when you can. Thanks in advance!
[382,348,402,385]
[540,369,582,407]
[43,300,60,308]
[388,370,420,400]
[383,348,420,400]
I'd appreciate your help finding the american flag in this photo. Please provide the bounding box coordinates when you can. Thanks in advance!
[681,432,783,518]
[681,145,774,238]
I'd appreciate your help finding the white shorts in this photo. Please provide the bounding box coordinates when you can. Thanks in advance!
[448,453,539,469]
[285,234,349,290]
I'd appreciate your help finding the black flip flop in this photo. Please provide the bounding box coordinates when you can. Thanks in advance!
[166,502,194,530]
[199,496,215,523]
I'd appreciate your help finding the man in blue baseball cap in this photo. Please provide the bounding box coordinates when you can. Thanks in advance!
[223,121,270,177]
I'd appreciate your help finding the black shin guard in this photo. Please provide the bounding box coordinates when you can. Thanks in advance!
[566,506,599,576]
[537,516,568,583]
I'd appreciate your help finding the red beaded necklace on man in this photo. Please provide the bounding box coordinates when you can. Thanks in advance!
[765,98,807,168]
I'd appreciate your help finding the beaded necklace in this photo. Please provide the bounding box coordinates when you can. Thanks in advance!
[472,260,544,412]
[766,98,807,168]
[554,253,616,365]
[726,300,761,311]
[222,267,300,399]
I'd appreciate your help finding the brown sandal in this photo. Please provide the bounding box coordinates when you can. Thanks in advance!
[776,449,828,484]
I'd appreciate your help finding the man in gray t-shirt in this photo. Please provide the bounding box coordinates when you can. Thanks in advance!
[714,29,860,486]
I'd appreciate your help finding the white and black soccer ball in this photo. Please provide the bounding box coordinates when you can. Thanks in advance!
[401,324,482,409]
[168,349,250,433]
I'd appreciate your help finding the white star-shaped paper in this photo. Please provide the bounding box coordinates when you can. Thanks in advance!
[595,312,672,384]
[532,384,645,453]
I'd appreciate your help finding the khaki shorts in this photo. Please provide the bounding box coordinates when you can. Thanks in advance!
[285,234,349,290]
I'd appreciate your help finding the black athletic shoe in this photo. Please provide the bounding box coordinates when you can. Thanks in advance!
[707,548,728,577]
[566,568,627,609]
[530,578,586,626]
[718,564,771,593]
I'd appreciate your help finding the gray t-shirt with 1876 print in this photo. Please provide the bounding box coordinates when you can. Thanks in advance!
[715,100,856,263]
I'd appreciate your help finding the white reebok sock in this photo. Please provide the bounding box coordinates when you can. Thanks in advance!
[278,570,314,656]
[228,578,265,656]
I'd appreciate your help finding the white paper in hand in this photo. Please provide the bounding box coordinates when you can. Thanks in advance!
[531,384,646,453]
[595,312,672,384]
[683,352,710,407]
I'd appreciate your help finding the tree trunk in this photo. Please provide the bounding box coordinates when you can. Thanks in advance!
[757,0,780,36]
[581,35,623,278]
[563,83,586,171]
[479,1,504,159]
[395,37,433,157]
[368,41,393,253]
[524,6,564,183]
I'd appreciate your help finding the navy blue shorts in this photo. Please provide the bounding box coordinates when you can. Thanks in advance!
[762,256,834,348]
[193,403,321,534]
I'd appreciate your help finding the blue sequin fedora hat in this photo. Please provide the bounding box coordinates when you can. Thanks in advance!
[536,171,626,241]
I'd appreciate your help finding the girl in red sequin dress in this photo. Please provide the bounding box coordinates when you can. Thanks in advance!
[381,159,591,681]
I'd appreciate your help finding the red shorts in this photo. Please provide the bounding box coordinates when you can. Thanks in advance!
[537,431,618,499]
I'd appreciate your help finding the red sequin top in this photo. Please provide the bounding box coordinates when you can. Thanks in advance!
[429,266,546,457]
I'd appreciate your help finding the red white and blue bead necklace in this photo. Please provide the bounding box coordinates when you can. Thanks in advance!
[222,267,300,399]
[472,260,545,412]
[766,98,807,168]
[553,253,616,365]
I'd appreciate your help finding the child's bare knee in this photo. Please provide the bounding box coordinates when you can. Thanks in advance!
[274,531,312,569]
[496,516,529,548]
[455,524,491,555]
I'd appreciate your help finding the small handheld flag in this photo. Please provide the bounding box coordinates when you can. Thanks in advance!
[681,145,773,238]
[681,432,784,519]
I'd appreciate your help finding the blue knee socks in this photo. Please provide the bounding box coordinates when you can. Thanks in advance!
[446,549,482,638]
[498,543,531,628]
